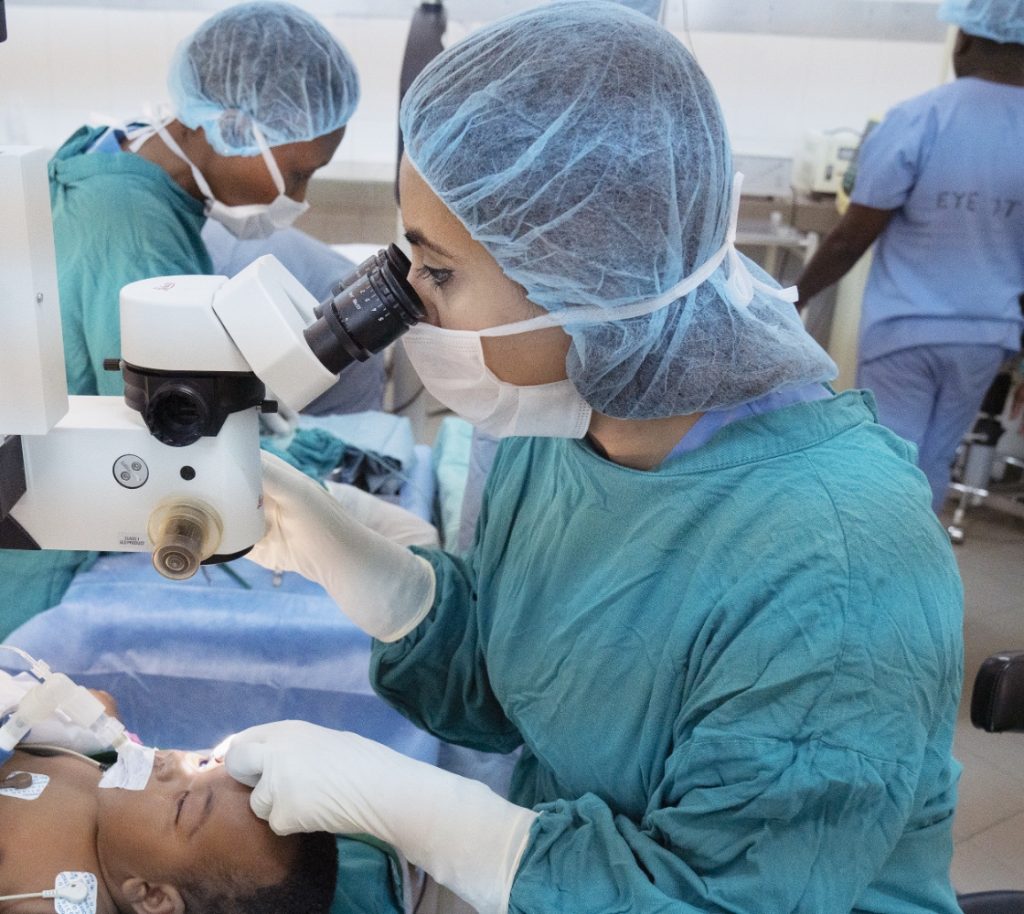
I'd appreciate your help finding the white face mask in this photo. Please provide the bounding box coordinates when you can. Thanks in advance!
[139,119,310,240]
[401,323,593,439]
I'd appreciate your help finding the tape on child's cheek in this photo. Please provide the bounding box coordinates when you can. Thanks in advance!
[55,872,98,914]
[0,772,49,800]
[98,744,156,790]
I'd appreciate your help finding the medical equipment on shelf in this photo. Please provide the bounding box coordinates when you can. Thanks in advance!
[0,872,97,914]
[0,646,128,766]
[791,128,862,195]
[0,146,425,580]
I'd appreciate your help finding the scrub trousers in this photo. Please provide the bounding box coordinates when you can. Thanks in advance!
[858,343,1006,513]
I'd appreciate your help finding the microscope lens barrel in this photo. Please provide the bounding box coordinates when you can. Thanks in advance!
[148,499,223,581]
[304,244,425,375]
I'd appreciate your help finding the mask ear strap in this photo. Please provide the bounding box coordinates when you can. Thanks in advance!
[125,115,167,154]
[251,122,287,196]
[721,173,756,308]
[151,121,216,203]
[722,172,799,307]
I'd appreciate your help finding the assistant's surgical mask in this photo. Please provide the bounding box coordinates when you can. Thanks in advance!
[134,118,309,240]
[402,174,796,438]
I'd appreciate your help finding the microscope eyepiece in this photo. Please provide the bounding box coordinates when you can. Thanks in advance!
[304,244,425,375]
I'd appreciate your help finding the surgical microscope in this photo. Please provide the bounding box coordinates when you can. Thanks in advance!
[0,145,425,581]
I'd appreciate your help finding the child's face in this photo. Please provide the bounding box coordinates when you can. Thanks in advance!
[95,749,299,899]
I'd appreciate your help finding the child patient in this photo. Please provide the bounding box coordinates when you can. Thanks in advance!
[0,746,337,914]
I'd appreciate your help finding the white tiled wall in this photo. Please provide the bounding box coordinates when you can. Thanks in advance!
[1,4,948,180]
[691,30,946,156]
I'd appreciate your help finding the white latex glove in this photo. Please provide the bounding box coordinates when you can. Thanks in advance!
[226,721,538,914]
[324,481,439,547]
[250,451,436,642]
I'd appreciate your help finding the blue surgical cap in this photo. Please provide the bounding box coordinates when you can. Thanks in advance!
[400,0,835,418]
[168,1,360,156]
[939,0,1024,43]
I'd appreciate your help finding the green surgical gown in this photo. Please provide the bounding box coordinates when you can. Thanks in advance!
[331,837,405,914]
[0,126,211,638]
[372,391,964,913]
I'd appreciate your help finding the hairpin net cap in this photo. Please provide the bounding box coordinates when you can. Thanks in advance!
[938,0,1024,44]
[169,1,360,156]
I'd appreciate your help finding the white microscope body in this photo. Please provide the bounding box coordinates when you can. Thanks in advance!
[0,146,338,579]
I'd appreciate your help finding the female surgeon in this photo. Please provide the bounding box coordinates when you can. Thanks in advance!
[0,1,359,638]
[226,4,965,913]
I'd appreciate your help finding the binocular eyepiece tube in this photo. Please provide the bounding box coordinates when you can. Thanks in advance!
[304,244,425,375]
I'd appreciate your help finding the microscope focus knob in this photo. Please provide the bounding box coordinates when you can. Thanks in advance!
[143,384,210,448]
[148,498,223,581]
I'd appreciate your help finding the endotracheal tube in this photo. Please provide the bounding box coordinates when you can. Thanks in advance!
[0,646,152,789]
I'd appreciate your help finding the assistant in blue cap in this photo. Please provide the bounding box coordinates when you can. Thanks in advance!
[797,2,1024,512]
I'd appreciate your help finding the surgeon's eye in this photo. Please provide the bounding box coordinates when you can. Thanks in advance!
[416,265,453,290]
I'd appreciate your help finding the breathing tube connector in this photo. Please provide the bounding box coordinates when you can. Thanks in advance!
[0,646,128,762]
[0,672,127,753]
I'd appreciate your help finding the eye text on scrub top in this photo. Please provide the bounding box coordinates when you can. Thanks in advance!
[936,191,1021,217]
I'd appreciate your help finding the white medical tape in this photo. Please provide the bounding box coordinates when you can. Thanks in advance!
[98,743,155,791]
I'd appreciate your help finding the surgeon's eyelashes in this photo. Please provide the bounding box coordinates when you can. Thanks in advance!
[416,264,453,290]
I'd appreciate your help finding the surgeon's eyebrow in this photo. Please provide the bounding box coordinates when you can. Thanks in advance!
[188,786,215,839]
[404,229,458,261]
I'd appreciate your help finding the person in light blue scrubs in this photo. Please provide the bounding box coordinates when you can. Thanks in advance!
[0,1,359,638]
[797,0,1024,511]
[221,4,965,912]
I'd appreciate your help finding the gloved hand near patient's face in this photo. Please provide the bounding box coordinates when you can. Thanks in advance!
[250,451,436,641]
[225,720,538,914]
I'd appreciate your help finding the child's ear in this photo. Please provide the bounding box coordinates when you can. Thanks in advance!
[120,878,186,914]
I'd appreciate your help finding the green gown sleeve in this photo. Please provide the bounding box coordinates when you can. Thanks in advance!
[370,544,524,755]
